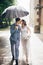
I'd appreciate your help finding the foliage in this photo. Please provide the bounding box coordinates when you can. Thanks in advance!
[0,0,16,15]
[0,0,17,28]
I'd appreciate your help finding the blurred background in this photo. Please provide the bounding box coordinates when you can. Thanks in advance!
[0,0,43,65]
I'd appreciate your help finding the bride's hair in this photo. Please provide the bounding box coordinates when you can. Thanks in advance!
[22,19,27,26]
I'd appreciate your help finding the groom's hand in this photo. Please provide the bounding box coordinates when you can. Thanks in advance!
[15,26,18,30]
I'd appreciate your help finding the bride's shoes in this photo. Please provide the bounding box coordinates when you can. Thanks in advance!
[26,59,29,65]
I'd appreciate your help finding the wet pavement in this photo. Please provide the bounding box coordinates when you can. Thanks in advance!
[0,27,43,65]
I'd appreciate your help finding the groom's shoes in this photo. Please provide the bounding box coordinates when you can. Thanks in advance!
[15,59,18,65]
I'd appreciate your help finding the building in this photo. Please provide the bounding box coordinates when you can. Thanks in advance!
[30,0,43,33]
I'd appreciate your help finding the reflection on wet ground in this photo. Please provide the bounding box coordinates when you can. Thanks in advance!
[0,37,11,65]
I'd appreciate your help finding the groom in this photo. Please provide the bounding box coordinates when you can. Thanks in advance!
[10,18,21,65]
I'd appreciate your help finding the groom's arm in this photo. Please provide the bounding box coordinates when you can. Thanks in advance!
[10,24,16,35]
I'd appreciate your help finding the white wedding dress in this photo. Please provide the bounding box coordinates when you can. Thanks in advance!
[21,26,30,40]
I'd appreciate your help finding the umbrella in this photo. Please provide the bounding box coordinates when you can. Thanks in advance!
[1,6,29,19]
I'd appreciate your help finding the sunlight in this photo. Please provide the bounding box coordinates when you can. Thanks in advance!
[17,0,30,25]
[17,0,30,12]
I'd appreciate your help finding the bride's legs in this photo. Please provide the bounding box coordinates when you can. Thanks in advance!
[21,39,29,64]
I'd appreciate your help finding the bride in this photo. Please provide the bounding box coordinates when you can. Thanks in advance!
[21,19,31,65]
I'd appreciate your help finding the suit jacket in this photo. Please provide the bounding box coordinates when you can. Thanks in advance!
[10,23,20,43]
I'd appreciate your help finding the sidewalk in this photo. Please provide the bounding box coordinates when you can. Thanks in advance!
[30,33,43,65]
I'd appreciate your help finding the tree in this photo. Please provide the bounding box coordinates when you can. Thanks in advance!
[0,0,16,28]
[0,0,16,15]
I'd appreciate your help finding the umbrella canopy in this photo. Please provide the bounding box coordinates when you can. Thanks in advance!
[1,6,29,19]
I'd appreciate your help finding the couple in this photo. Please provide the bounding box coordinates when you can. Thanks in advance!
[10,18,31,65]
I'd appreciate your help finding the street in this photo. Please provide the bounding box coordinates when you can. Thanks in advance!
[0,27,43,65]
